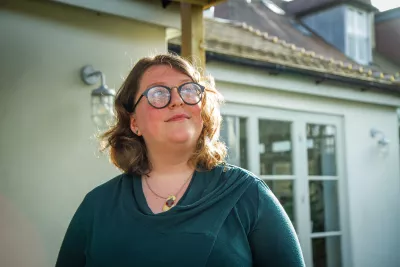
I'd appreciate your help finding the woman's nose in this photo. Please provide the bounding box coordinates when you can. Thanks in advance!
[168,87,184,108]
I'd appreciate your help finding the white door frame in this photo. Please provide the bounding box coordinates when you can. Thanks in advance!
[222,103,351,267]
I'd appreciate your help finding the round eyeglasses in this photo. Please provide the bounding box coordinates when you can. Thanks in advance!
[132,82,205,111]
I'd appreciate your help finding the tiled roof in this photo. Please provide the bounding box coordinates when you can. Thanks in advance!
[214,0,352,63]
[169,18,400,87]
[375,8,400,66]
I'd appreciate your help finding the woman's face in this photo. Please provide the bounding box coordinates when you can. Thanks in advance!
[130,65,204,150]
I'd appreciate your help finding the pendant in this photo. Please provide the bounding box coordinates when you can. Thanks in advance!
[162,195,176,212]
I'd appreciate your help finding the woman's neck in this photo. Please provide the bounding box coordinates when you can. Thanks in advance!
[146,147,195,178]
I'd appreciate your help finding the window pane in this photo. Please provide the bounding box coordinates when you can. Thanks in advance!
[259,120,292,175]
[220,116,248,168]
[357,37,368,63]
[312,236,342,267]
[347,8,369,64]
[309,180,340,232]
[347,8,356,34]
[356,10,367,35]
[307,124,337,176]
[347,35,356,59]
[265,180,295,227]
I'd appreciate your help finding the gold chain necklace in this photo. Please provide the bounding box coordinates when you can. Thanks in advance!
[144,172,193,212]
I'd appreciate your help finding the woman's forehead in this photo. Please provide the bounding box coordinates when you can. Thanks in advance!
[140,65,192,89]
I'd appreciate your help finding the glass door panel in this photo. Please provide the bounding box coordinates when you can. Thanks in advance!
[312,236,342,267]
[309,181,340,233]
[307,123,342,267]
[259,119,293,175]
[259,118,296,229]
[265,180,295,226]
[307,124,337,176]
[220,115,248,168]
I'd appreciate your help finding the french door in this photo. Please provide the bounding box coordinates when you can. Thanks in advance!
[220,104,350,267]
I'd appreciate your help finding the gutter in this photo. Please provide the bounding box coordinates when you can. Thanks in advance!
[168,44,400,95]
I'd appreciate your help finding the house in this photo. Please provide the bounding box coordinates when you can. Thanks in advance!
[169,0,400,266]
[1,0,399,267]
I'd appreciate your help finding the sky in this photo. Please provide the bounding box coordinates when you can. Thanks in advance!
[370,1,399,11]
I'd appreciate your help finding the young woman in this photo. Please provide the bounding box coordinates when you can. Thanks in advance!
[56,53,305,267]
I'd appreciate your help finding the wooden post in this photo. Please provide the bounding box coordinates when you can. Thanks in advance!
[180,3,205,72]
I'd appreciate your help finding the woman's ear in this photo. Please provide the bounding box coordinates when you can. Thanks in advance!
[130,114,141,136]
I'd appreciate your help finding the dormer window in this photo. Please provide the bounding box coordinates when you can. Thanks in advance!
[346,7,372,65]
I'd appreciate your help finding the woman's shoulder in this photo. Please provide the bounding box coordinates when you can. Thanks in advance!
[214,163,273,206]
[224,165,284,221]
[84,173,132,202]
[218,163,265,186]
[218,164,275,232]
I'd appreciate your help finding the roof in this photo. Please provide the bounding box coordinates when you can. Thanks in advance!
[169,18,400,88]
[375,8,400,66]
[375,7,400,23]
[214,0,352,63]
[372,51,400,74]
[286,0,377,17]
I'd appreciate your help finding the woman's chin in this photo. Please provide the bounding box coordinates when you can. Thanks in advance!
[167,132,196,145]
[169,135,191,144]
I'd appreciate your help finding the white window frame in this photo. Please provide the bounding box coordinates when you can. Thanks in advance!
[345,6,372,65]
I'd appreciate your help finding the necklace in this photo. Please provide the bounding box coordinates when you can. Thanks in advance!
[144,172,193,212]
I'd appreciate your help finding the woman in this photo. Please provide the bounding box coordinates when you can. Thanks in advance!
[56,53,305,267]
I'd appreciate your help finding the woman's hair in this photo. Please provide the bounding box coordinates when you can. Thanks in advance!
[100,53,227,175]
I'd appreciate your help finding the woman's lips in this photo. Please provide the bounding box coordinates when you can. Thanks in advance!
[165,114,190,122]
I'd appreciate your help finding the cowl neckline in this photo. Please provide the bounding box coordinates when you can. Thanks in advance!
[133,170,198,215]
[127,164,254,223]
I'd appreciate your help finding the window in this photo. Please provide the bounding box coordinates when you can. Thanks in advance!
[346,7,371,65]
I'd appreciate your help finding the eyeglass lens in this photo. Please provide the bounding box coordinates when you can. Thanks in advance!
[147,83,203,108]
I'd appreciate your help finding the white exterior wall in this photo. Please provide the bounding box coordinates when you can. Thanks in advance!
[208,61,400,267]
[0,1,167,266]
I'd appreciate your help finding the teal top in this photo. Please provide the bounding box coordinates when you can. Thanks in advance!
[56,164,305,267]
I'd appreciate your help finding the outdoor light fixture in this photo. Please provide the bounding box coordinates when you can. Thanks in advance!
[370,128,390,147]
[80,65,116,130]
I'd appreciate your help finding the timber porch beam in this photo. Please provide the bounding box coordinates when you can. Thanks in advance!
[165,0,226,72]
[180,3,205,71]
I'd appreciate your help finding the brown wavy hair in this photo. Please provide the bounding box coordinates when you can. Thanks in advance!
[100,53,227,175]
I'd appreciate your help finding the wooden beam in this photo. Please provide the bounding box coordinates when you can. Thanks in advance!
[172,0,226,9]
[180,3,205,73]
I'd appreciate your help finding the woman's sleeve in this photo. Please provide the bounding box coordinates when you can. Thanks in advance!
[249,180,306,267]
[55,195,91,267]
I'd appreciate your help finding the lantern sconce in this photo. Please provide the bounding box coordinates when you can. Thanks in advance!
[80,65,116,130]
[370,128,390,147]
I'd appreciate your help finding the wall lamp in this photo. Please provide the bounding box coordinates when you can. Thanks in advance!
[80,65,116,129]
[370,128,390,147]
